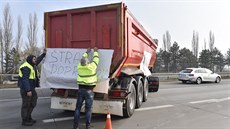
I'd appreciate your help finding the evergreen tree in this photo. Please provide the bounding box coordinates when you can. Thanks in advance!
[7,47,16,73]
[169,42,180,72]
[225,49,230,71]
[211,47,224,72]
[226,49,230,66]
[199,49,212,69]
[161,50,171,72]
[153,49,164,72]
[178,48,198,70]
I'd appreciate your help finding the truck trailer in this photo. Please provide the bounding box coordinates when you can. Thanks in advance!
[44,2,159,118]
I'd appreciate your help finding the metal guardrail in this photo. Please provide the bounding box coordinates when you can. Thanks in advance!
[0,72,230,84]
[0,74,18,81]
[153,72,230,81]
[0,74,18,85]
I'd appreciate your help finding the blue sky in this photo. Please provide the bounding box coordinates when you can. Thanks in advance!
[0,0,229,54]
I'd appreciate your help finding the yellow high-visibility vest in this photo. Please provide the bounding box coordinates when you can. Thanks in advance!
[77,51,99,86]
[18,62,35,79]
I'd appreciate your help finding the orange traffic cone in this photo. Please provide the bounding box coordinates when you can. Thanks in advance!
[104,112,113,129]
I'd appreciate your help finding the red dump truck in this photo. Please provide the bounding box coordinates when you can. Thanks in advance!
[44,2,159,118]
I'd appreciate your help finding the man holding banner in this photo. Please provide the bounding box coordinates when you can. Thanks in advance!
[73,47,99,129]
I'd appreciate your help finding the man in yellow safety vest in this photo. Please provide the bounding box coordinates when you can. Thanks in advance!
[73,47,99,129]
[18,48,46,126]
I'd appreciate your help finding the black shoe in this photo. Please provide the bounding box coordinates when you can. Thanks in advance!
[22,121,33,126]
[28,118,36,123]
[86,125,94,129]
[73,123,79,129]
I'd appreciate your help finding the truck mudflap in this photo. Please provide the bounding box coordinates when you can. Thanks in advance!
[51,96,123,116]
[148,75,159,92]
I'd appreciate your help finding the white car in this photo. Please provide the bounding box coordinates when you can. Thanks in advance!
[178,68,221,84]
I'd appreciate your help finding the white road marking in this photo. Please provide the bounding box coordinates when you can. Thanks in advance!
[189,97,230,104]
[135,105,174,111]
[0,88,20,91]
[42,97,230,123]
[216,97,230,102]
[43,116,86,123]
[189,99,216,104]
[43,105,174,123]
[43,117,74,123]
[0,96,50,102]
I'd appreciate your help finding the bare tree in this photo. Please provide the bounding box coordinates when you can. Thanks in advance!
[208,31,215,71]
[2,3,13,73]
[153,39,158,46]
[204,38,207,50]
[41,29,45,48]
[0,22,3,73]
[25,12,38,55]
[14,16,23,73]
[191,30,199,58]
[192,31,195,53]
[166,31,171,51]
[209,30,215,51]
[163,30,171,51]
[16,16,23,53]
[163,34,166,51]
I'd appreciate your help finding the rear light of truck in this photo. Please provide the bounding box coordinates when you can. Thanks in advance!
[53,89,66,95]
[109,90,127,98]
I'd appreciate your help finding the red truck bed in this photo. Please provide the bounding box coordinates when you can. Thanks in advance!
[44,2,158,78]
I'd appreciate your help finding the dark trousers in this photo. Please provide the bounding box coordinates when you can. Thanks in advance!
[73,88,94,128]
[20,89,38,121]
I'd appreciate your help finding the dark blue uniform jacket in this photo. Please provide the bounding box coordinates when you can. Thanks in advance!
[18,53,46,92]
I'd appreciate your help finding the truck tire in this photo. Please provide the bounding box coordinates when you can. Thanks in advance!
[123,82,136,118]
[143,77,148,102]
[135,76,143,108]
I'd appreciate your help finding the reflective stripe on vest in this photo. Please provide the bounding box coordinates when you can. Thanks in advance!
[18,62,35,79]
[77,51,99,86]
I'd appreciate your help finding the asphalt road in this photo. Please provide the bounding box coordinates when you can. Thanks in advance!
[0,79,230,129]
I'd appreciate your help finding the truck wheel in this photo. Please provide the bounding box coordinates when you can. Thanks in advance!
[123,82,136,118]
[143,77,148,102]
[135,76,143,108]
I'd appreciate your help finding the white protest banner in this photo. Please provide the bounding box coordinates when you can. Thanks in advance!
[40,48,113,93]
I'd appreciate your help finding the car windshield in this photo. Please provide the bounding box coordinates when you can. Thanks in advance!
[180,69,193,73]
